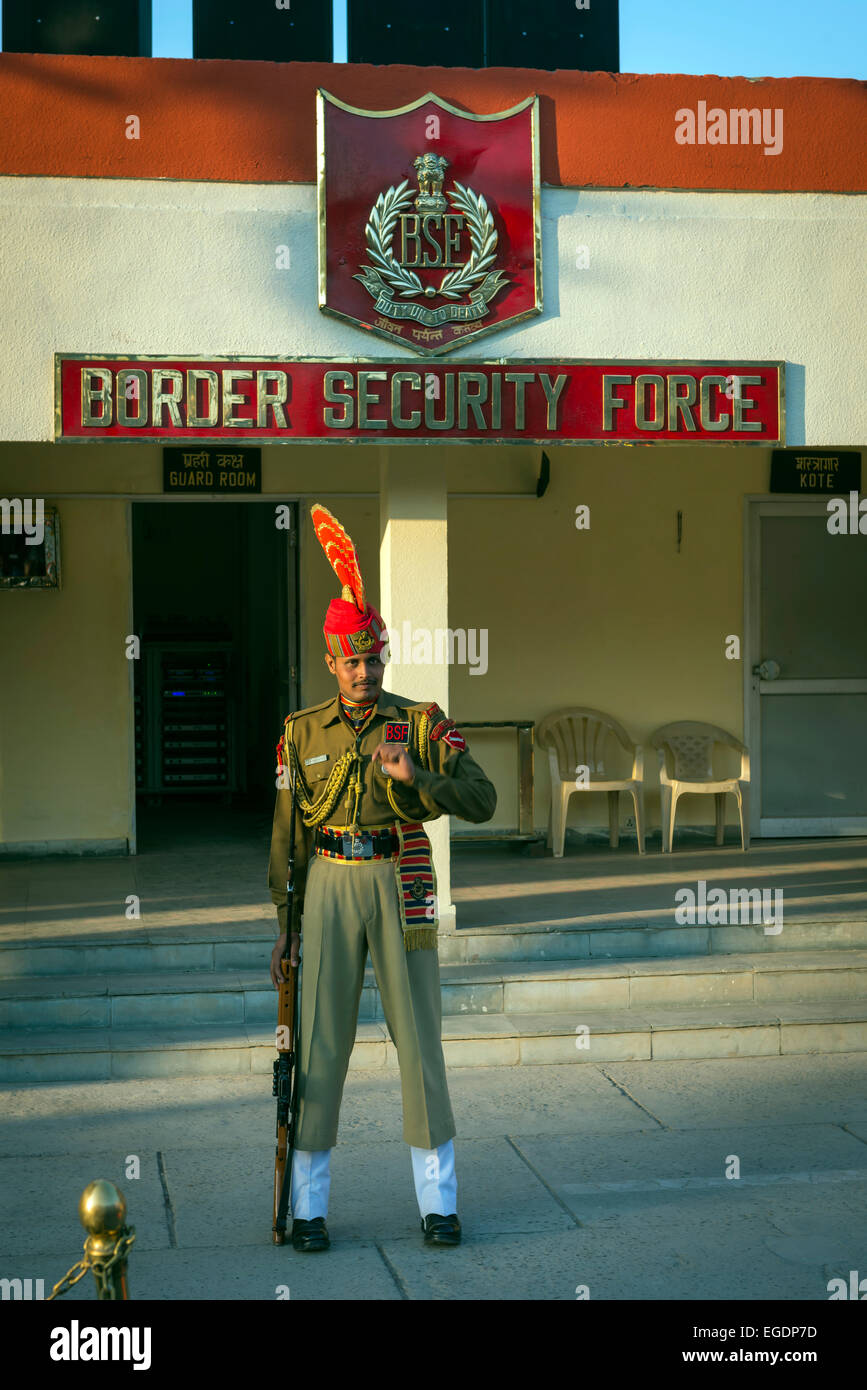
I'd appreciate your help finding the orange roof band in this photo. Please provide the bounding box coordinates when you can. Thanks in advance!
[0,53,863,192]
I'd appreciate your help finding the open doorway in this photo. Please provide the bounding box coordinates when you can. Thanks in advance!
[130,500,299,851]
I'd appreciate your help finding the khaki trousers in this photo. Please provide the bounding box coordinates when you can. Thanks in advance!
[293,851,456,1151]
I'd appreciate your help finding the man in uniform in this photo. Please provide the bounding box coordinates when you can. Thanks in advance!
[268,504,497,1252]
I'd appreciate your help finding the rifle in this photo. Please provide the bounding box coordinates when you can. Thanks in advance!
[272,742,300,1245]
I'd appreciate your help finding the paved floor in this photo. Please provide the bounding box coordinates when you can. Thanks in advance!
[1,801,865,946]
[3,806,867,1301]
[453,835,867,932]
[1,1053,866,1300]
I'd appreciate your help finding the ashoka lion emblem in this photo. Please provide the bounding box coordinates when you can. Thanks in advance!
[353,152,510,329]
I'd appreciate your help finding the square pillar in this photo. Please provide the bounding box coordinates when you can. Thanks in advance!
[379,451,455,933]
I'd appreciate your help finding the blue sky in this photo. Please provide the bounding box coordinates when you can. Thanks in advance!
[153,0,865,77]
[1,0,863,76]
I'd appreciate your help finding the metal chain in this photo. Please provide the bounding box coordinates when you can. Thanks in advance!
[90,1230,136,1300]
[46,1227,136,1301]
[46,1261,90,1301]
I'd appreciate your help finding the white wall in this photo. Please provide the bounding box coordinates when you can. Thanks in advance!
[0,178,863,445]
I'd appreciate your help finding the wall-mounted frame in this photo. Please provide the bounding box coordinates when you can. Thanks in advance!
[0,504,61,589]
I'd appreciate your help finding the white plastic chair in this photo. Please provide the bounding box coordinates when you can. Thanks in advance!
[651,721,750,852]
[536,707,646,856]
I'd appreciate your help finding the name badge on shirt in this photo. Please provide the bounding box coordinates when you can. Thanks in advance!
[304,753,329,766]
[384,721,410,743]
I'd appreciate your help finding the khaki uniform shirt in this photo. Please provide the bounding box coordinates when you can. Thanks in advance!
[267,689,497,934]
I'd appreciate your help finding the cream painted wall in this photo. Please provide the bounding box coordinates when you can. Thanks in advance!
[0,499,132,846]
[0,179,863,444]
[446,442,765,835]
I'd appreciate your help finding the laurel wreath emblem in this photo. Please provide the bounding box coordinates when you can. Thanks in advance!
[437,181,504,300]
[353,178,510,308]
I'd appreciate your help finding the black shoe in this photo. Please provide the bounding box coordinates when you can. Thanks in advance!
[421,1212,461,1246]
[291,1216,330,1252]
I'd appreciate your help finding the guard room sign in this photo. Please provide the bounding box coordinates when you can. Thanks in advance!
[55,357,784,445]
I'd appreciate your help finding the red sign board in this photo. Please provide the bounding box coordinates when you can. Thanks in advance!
[56,357,784,444]
[317,90,541,357]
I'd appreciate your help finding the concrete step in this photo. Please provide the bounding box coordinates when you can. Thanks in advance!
[439,918,867,963]
[3,915,867,980]
[2,999,866,1082]
[2,949,867,1032]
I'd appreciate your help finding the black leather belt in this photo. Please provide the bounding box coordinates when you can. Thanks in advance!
[315,827,400,860]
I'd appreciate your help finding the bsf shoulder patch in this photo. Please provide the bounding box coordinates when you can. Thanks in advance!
[384,721,410,743]
[427,708,467,752]
[441,728,467,751]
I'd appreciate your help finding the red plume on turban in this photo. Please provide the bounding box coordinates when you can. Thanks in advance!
[311,503,388,657]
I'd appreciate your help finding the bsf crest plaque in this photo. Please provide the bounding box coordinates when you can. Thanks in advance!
[316,89,541,357]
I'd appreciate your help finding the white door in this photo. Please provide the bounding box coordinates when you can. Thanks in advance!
[746,498,867,837]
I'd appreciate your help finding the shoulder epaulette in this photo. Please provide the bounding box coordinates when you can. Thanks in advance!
[281,696,335,724]
[400,700,453,734]
[394,698,440,717]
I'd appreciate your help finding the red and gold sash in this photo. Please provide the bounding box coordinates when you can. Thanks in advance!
[394,821,438,950]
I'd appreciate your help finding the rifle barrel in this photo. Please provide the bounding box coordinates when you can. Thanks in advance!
[272,735,300,1244]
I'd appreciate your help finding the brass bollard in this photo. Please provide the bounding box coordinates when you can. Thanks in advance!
[48,1180,136,1301]
[79,1180,134,1300]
